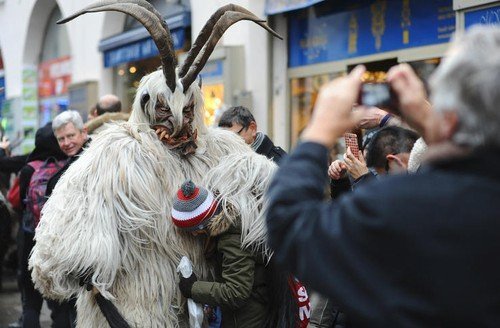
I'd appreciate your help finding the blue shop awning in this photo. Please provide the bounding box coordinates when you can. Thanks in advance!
[265,0,325,15]
[99,11,190,68]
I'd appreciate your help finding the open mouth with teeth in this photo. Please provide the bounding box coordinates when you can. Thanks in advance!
[148,95,198,156]
[153,124,198,156]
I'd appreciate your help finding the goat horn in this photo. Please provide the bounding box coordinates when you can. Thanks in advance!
[179,4,282,78]
[58,0,177,92]
[180,11,282,92]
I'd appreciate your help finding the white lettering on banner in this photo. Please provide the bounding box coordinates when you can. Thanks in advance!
[299,305,311,321]
[297,286,308,302]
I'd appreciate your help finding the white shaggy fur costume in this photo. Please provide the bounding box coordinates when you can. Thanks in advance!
[29,71,277,327]
[28,2,283,325]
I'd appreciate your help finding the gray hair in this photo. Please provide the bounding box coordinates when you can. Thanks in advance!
[52,110,84,132]
[430,25,500,148]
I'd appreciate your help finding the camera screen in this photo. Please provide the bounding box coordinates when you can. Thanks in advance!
[360,83,391,108]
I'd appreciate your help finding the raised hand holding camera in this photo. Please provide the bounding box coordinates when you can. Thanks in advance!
[301,65,366,148]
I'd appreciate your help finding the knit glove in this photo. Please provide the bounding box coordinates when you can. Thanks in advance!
[178,272,197,299]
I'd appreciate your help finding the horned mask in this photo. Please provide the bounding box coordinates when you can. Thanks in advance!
[58,0,282,155]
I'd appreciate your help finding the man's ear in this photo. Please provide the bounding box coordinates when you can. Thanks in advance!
[249,121,257,136]
[386,154,407,172]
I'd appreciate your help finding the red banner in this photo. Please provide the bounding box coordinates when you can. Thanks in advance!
[38,56,72,98]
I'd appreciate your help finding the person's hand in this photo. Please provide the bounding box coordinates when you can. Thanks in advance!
[178,272,197,299]
[343,147,369,180]
[387,64,432,137]
[328,160,347,180]
[301,66,366,148]
[354,106,389,129]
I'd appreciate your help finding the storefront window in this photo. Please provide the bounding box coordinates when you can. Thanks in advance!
[114,57,162,111]
[202,84,224,127]
[408,58,441,89]
[290,73,340,145]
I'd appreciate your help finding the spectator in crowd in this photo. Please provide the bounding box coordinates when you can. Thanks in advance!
[85,94,129,135]
[0,185,11,292]
[266,26,500,326]
[15,122,69,328]
[89,94,122,118]
[46,110,90,197]
[329,126,419,197]
[218,106,286,164]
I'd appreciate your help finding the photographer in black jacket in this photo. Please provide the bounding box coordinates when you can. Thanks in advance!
[267,26,500,327]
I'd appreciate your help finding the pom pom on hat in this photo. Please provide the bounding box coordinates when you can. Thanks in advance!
[171,180,219,231]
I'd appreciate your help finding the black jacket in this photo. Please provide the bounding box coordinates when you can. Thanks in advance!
[46,139,90,197]
[255,134,287,165]
[267,141,500,327]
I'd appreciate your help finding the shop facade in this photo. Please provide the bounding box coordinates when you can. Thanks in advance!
[0,0,277,151]
[268,0,500,150]
[0,0,104,153]
[98,0,191,113]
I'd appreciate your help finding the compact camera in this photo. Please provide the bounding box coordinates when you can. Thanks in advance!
[358,82,399,114]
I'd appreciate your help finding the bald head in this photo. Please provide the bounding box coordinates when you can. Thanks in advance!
[96,94,122,116]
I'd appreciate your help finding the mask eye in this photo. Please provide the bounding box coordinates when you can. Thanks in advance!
[183,104,193,113]
[140,92,150,109]
[155,103,171,121]
[183,97,195,113]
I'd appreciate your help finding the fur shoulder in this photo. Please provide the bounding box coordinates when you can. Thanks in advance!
[203,151,277,255]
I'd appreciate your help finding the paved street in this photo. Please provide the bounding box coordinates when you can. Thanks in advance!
[0,272,50,328]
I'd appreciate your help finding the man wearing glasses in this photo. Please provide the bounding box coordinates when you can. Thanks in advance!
[218,106,286,165]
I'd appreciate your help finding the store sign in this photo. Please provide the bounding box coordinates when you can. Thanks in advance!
[265,0,325,15]
[289,0,455,67]
[200,60,223,79]
[104,29,185,67]
[464,5,500,29]
[38,56,72,98]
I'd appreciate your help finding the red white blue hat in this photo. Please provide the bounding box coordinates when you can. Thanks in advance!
[171,180,220,231]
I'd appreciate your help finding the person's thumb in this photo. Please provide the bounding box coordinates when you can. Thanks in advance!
[349,65,366,82]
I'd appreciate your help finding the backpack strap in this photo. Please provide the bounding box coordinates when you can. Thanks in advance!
[27,160,45,172]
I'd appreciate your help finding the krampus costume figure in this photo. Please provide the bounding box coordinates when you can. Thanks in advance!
[29,1,286,327]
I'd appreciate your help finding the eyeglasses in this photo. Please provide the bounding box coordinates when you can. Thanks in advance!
[236,126,246,135]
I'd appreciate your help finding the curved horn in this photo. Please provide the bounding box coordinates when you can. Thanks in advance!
[58,0,177,92]
[179,4,282,78]
[180,11,283,92]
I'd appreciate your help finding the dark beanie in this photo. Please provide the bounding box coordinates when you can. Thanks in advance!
[171,180,219,231]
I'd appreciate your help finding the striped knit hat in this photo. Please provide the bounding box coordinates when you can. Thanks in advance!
[171,180,220,231]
